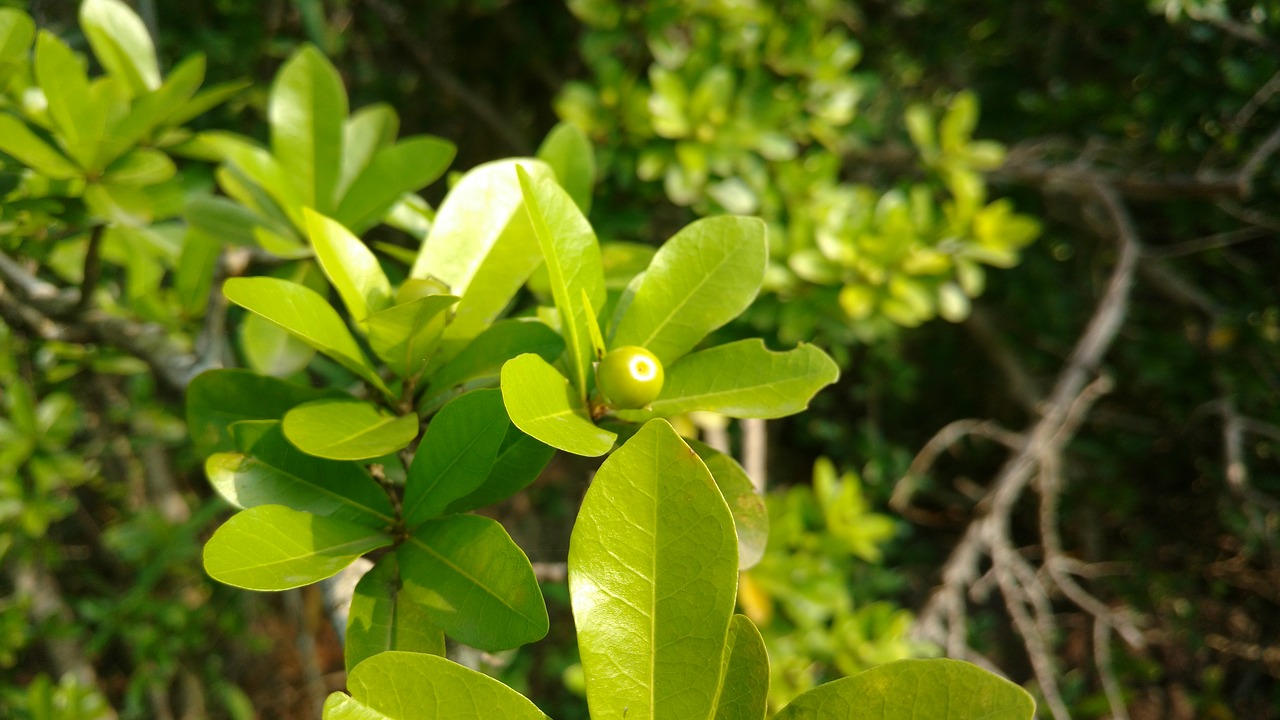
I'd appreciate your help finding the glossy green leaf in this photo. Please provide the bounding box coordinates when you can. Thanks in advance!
[397,514,548,651]
[536,121,595,214]
[500,353,615,457]
[199,132,301,225]
[517,164,605,400]
[336,136,455,234]
[410,159,555,344]
[610,216,767,365]
[402,389,508,527]
[204,504,392,591]
[345,555,445,673]
[35,31,95,167]
[269,45,347,213]
[773,658,1037,720]
[185,194,279,247]
[713,616,769,720]
[79,0,160,96]
[207,423,394,528]
[690,440,767,570]
[328,652,550,720]
[443,425,554,514]
[619,340,838,420]
[305,208,392,322]
[167,78,250,129]
[569,419,738,720]
[0,115,80,179]
[222,277,388,394]
[421,319,563,405]
[187,369,345,455]
[241,312,317,377]
[338,103,399,200]
[283,398,418,461]
[365,294,457,379]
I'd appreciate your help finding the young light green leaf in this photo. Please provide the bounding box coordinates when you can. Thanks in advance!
[282,398,418,461]
[100,148,175,185]
[241,312,317,377]
[0,10,35,71]
[536,121,595,214]
[338,103,400,200]
[410,159,555,344]
[345,555,445,673]
[207,423,394,527]
[305,208,392,322]
[712,616,769,720]
[79,0,160,96]
[365,294,457,379]
[402,389,508,527]
[204,504,392,591]
[420,319,563,406]
[0,115,80,179]
[336,136,455,234]
[569,419,738,720]
[35,31,95,167]
[222,277,389,395]
[269,44,348,214]
[500,353,615,457]
[690,440,768,570]
[619,340,838,420]
[516,164,605,399]
[332,652,551,720]
[199,131,305,229]
[397,514,549,651]
[773,658,1037,720]
[610,216,767,365]
[166,78,250,129]
[187,369,346,455]
[443,426,554,514]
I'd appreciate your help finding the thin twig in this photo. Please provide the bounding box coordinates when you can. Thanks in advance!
[1094,617,1131,720]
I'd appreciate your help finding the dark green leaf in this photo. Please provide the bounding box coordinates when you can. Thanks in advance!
[186,369,345,455]
[402,389,508,527]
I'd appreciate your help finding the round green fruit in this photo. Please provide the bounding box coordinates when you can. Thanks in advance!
[596,345,665,409]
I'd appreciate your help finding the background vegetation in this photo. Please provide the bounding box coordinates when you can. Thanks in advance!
[2,0,1278,718]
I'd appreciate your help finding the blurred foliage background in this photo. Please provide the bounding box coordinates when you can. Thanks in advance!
[2,0,1279,718]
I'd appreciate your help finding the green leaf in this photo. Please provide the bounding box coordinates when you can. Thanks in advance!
[35,31,95,167]
[0,115,80,179]
[336,136,455,234]
[773,658,1037,720]
[185,194,282,248]
[282,398,418,461]
[402,389,508,527]
[536,121,595,214]
[345,555,445,673]
[338,103,400,200]
[500,353,615,457]
[79,0,159,96]
[222,277,389,395]
[397,514,548,651]
[421,319,563,404]
[269,45,347,213]
[166,78,250,129]
[329,651,550,720]
[241,312,317,377]
[175,227,220,317]
[517,164,605,401]
[207,423,394,528]
[187,369,345,455]
[365,294,457,379]
[100,147,175,185]
[712,616,769,720]
[610,216,767,365]
[204,504,392,591]
[410,159,555,345]
[0,10,35,81]
[305,208,392,322]
[569,419,738,720]
[690,440,768,570]
[618,340,838,420]
[443,425,554,514]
